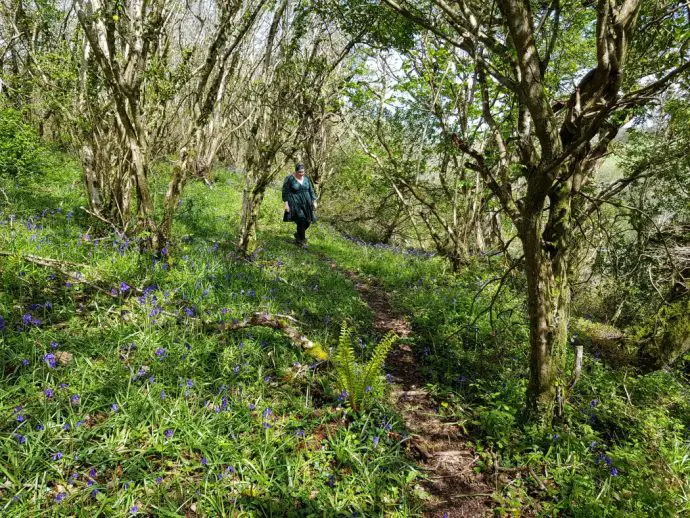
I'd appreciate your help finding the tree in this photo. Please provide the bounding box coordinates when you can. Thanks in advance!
[237,0,358,256]
[75,0,266,248]
[381,0,690,423]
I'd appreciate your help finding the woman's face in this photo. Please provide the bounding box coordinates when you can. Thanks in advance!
[295,169,305,179]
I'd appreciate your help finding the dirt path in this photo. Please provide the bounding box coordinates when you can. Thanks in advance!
[325,259,495,517]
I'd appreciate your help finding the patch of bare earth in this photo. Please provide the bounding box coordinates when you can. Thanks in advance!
[332,263,494,517]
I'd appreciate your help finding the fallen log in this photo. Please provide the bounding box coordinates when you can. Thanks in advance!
[215,312,329,360]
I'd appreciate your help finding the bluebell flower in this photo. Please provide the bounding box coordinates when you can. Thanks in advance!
[263,421,271,429]
[90,489,99,499]
[155,348,167,359]
[111,403,119,412]
[119,282,130,293]
[373,436,379,448]
[44,353,57,369]
[16,414,25,423]
[130,505,139,514]
[248,403,256,410]
[155,476,163,484]
[55,492,66,502]
[326,474,335,487]
[50,341,59,349]
[337,390,349,402]
[610,467,619,476]
[15,434,26,444]
[262,408,271,418]
[71,394,80,405]
[295,429,305,438]
[233,365,240,374]
[45,388,55,398]
[0,315,5,331]
[36,423,44,431]
[89,468,97,478]
[51,451,63,461]
[160,390,166,400]
[165,429,174,439]
[63,423,70,431]
[201,457,208,466]
[21,359,29,366]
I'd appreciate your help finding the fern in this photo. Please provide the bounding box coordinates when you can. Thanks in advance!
[332,323,397,410]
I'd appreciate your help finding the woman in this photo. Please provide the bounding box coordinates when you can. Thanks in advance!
[282,163,317,248]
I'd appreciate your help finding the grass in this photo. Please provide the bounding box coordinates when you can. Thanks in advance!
[0,162,425,516]
[2,156,690,516]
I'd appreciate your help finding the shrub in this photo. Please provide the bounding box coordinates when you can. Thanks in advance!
[0,108,47,177]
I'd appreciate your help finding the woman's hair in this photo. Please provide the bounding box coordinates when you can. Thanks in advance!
[295,163,305,172]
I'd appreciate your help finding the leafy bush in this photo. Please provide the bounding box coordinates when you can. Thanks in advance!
[333,323,397,410]
[0,108,48,177]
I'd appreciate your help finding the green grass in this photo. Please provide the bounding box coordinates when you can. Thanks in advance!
[2,156,690,516]
[0,163,424,516]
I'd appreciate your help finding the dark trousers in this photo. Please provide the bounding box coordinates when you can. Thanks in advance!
[295,220,311,242]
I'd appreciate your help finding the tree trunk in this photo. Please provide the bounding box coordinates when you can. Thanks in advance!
[238,175,265,256]
[521,217,571,423]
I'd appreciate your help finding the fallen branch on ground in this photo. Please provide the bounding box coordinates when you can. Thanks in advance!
[0,250,141,296]
[215,312,328,360]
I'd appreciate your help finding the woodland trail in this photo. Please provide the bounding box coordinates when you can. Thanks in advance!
[321,255,495,517]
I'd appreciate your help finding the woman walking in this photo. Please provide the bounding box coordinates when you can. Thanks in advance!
[282,163,317,248]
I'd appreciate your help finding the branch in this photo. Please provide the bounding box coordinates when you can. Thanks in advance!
[215,312,327,359]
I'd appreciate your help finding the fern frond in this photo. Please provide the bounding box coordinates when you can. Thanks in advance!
[362,331,397,391]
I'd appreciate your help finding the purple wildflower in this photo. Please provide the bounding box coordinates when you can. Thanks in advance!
[155,348,167,359]
[44,388,55,398]
[111,403,119,412]
[21,359,30,366]
[201,457,208,466]
[16,414,25,423]
[70,394,80,405]
[63,423,70,431]
[36,423,44,431]
[90,489,99,499]
[55,492,66,502]
[165,429,174,439]
[15,434,26,444]
[248,403,256,410]
[130,505,139,514]
[50,341,59,349]
[610,467,619,476]
[119,282,130,293]
[263,422,271,429]
[155,476,163,484]
[89,468,97,478]
[51,451,63,461]
[43,353,57,369]
[262,408,271,418]
[373,436,379,448]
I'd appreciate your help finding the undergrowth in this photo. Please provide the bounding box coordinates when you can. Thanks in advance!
[1,154,689,516]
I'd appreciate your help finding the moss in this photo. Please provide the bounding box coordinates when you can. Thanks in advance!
[571,317,635,366]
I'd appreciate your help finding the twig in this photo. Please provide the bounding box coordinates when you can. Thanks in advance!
[528,467,548,492]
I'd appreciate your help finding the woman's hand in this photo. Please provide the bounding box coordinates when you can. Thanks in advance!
[313,201,318,209]
[285,201,290,212]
